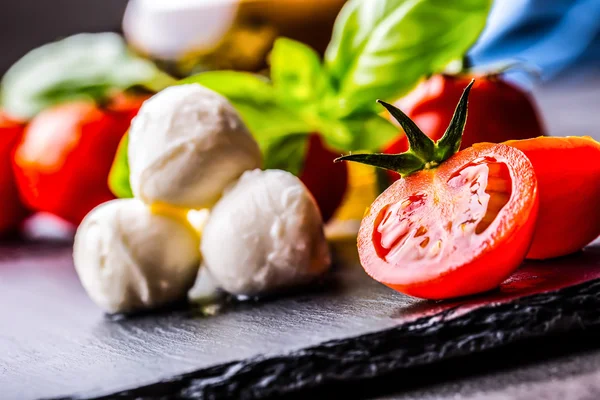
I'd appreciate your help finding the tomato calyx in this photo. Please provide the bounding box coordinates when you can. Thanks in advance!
[335,80,474,177]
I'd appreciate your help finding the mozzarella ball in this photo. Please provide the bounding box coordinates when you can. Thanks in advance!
[123,0,238,61]
[128,84,262,209]
[186,208,210,236]
[188,266,221,304]
[201,169,331,296]
[73,199,200,313]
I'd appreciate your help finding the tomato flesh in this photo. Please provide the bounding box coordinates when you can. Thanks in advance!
[358,143,538,300]
[374,157,512,263]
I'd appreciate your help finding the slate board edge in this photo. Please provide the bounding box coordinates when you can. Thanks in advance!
[60,278,600,400]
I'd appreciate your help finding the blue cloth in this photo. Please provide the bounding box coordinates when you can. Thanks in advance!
[468,0,600,86]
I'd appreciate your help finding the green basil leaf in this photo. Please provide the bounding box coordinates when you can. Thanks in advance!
[270,38,333,108]
[108,133,134,199]
[325,0,491,116]
[316,112,399,152]
[346,112,400,151]
[1,32,174,119]
[310,117,354,151]
[262,134,309,176]
[181,71,311,143]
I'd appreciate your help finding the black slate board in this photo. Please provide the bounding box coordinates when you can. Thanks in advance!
[1,239,600,400]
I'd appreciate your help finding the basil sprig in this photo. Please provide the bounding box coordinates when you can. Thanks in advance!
[325,0,491,116]
[184,0,491,163]
[109,0,491,197]
[182,37,402,154]
[1,32,175,119]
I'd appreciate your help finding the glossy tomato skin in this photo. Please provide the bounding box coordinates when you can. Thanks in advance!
[12,94,147,225]
[506,136,600,260]
[0,112,30,235]
[358,143,538,300]
[384,75,545,180]
[108,92,149,123]
[300,134,348,223]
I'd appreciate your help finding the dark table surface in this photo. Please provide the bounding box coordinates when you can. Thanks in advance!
[379,342,600,400]
[2,235,600,400]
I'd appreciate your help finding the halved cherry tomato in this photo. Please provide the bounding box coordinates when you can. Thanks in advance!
[0,111,29,235]
[506,136,600,260]
[358,143,538,299]
[300,134,348,222]
[337,81,539,299]
[384,74,545,183]
[12,94,148,225]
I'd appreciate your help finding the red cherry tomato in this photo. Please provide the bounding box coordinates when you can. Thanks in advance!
[300,134,348,223]
[358,143,538,299]
[506,136,600,260]
[384,74,545,181]
[0,112,29,235]
[12,94,147,225]
[108,92,149,123]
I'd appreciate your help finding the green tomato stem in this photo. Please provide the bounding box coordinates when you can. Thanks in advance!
[377,100,435,161]
[435,79,473,160]
[335,79,474,178]
[334,152,425,177]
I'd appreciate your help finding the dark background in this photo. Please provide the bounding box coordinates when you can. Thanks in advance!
[0,1,127,75]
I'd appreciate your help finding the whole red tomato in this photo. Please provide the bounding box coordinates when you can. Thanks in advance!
[12,94,148,225]
[0,112,30,235]
[300,135,348,223]
[384,74,545,181]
